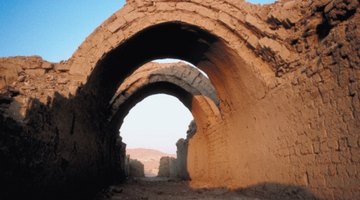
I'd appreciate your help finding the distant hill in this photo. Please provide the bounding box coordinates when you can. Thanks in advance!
[127,148,176,177]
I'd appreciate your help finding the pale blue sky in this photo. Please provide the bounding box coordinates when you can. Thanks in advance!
[0,0,274,154]
[0,0,125,62]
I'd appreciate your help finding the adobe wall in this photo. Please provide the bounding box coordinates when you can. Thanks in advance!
[185,1,360,199]
[0,56,125,199]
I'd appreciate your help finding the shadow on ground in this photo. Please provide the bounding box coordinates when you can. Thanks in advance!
[235,182,317,200]
[96,178,318,200]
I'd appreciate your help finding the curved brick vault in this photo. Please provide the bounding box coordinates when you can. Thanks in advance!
[0,0,359,199]
[108,62,220,129]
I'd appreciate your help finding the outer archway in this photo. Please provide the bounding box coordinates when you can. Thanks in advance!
[64,5,273,186]
[70,19,258,187]
[63,0,359,196]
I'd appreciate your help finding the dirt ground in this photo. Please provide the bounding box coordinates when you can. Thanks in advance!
[96,177,264,200]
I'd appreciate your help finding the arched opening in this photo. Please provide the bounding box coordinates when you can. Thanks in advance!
[82,20,263,188]
[121,94,192,154]
[110,77,212,179]
[105,58,220,180]
[120,94,193,177]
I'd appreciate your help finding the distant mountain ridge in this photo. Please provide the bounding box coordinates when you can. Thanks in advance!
[127,148,176,177]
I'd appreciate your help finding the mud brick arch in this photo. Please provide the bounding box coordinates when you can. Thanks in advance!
[0,1,359,199]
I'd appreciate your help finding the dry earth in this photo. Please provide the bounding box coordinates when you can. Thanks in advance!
[96,177,265,200]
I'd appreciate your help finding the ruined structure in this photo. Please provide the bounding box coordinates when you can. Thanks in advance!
[176,138,190,180]
[128,159,145,178]
[157,156,177,177]
[157,121,197,179]
[0,0,359,199]
[158,120,196,179]
[174,120,197,180]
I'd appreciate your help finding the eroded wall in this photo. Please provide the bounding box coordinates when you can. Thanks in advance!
[0,57,125,199]
[186,1,360,199]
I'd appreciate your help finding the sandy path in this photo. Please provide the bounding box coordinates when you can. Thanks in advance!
[97,177,264,200]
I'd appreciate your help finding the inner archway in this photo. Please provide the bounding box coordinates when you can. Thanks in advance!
[120,94,193,177]
[108,60,220,180]
[121,94,192,154]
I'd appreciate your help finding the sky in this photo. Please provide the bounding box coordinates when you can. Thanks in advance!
[0,0,126,62]
[0,0,274,154]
